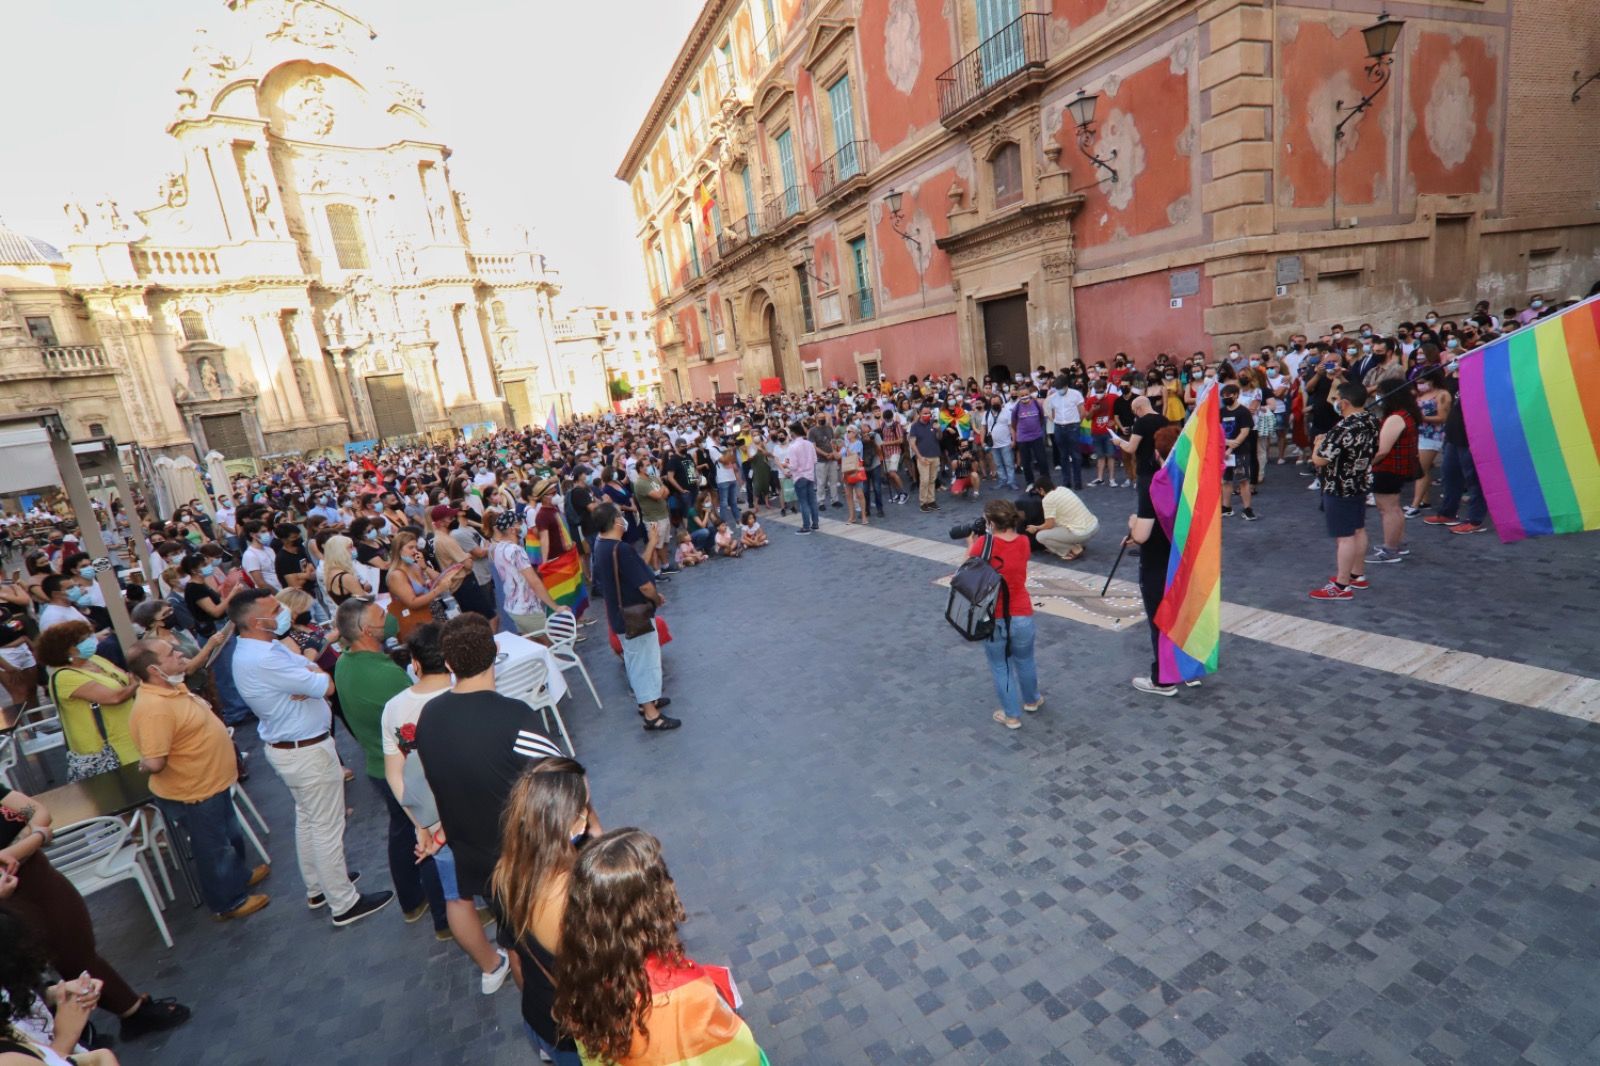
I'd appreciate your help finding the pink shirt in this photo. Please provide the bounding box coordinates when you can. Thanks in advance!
[785,437,818,481]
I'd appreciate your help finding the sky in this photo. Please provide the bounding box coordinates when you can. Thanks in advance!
[0,0,702,310]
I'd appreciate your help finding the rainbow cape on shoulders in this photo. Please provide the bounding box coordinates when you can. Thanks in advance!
[1149,387,1224,683]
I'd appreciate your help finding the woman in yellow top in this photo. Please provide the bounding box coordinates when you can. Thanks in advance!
[36,621,140,780]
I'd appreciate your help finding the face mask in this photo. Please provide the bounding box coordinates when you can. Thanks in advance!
[77,566,94,580]
[1417,382,1433,393]
[1248,359,1260,367]
[383,614,399,641]
[1361,329,1372,338]
[1447,338,1460,350]
[201,563,216,577]
[258,532,272,545]
[1331,331,1343,339]
[75,636,99,659]
[1362,344,1373,354]
[1532,299,1543,309]
[1425,316,1437,325]
[1267,369,1280,380]
[366,530,378,541]
[160,671,187,686]
[66,587,87,604]
[1275,349,1286,357]
[272,606,292,636]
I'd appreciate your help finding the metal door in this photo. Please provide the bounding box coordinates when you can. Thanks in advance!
[366,373,417,440]
[981,294,1031,381]
[200,413,252,459]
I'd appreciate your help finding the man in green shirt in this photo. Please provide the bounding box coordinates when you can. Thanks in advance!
[632,459,674,575]
[332,598,441,926]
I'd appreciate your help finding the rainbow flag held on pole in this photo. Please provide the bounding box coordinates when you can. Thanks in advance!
[545,405,560,442]
[1149,386,1224,683]
[1457,293,1600,543]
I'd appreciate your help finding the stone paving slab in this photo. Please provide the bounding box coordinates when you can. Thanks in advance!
[85,488,1600,1066]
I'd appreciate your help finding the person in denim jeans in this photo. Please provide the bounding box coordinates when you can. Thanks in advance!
[963,499,1042,730]
[782,424,821,533]
[127,637,269,920]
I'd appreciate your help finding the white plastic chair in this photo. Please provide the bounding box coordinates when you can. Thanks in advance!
[129,806,177,904]
[495,656,575,756]
[0,734,15,789]
[543,611,602,709]
[232,784,270,865]
[14,703,66,757]
[46,817,172,948]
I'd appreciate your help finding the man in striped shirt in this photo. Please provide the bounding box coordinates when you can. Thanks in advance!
[414,614,562,912]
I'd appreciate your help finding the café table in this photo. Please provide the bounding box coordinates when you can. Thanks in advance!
[37,763,203,907]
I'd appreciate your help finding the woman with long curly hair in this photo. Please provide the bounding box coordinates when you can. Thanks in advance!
[491,758,598,1066]
[554,829,766,1066]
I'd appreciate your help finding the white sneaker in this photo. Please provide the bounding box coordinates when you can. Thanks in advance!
[1307,479,1320,491]
[482,948,511,995]
[1132,677,1177,697]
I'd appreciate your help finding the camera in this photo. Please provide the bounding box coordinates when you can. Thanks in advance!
[948,517,987,540]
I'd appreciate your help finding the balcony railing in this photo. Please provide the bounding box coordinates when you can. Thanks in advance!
[42,345,109,372]
[761,185,804,233]
[848,288,876,324]
[716,215,753,257]
[132,247,221,279]
[937,13,1048,124]
[813,140,870,201]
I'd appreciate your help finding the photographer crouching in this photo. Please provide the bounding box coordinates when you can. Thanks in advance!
[964,499,1042,730]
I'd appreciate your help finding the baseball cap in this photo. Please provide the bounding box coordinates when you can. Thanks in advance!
[429,504,459,522]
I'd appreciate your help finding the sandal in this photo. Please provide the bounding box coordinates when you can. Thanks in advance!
[992,709,1021,730]
[1023,696,1045,713]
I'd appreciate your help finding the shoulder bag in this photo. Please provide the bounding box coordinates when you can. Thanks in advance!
[50,665,122,780]
[610,541,656,639]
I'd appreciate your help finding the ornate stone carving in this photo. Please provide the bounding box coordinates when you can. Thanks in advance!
[267,2,346,49]
[159,173,189,208]
[283,76,336,138]
[94,199,128,235]
[243,150,279,235]
[385,68,425,111]
[1043,251,1075,278]
[63,202,89,234]
[198,357,223,398]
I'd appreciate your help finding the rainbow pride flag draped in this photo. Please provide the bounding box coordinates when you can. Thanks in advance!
[1458,294,1600,543]
[524,506,588,617]
[937,407,972,440]
[579,957,768,1066]
[1149,387,1224,683]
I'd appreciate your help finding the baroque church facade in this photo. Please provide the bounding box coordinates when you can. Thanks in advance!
[0,0,568,462]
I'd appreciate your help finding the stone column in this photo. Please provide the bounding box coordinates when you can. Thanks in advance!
[257,311,308,424]
[291,307,339,421]
[459,300,498,402]
[1198,0,1277,352]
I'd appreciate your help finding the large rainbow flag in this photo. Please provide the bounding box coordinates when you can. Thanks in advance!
[524,506,588,617]
[579,957,768,1066]
[1149,387,1224,683]
[1458,293,1600,543]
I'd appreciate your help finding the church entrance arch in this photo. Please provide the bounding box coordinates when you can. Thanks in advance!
[748,288,784,390]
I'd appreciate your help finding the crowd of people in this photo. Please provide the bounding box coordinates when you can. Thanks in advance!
[0,284,1584,1063]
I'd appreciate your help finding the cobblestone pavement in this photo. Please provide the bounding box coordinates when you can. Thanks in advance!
[90,470,1600,1065]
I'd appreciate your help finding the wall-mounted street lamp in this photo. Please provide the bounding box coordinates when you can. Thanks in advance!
[885,189,927,308]
[1065,90,1118,184]
[799,245,830,288]
[1575,69,1600,103]
[1331,11,1405,228]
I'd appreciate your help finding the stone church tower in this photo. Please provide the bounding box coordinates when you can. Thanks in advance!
[58,0,563,460]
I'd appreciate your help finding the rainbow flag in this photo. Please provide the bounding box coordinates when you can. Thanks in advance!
[545,405,560,442]
[1458,294,1600,543]
[579,957,767,1066]
[1149,386,1224,683]
[937,407,972,439]
[538,549,589,618]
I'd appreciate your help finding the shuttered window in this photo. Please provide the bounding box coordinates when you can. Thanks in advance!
[326,204,369,270]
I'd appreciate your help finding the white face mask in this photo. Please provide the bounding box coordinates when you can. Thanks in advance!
[161,671,187,686]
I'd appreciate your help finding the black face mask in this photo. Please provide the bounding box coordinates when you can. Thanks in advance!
[448,519,460,531]
[294,611,312,626]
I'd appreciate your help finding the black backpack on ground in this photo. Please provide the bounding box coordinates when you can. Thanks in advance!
[945,534,1010,649]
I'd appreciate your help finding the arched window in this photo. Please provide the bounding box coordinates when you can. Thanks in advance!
[991,142,1022,209]
[326,204,368,270]
[178,310,208,342]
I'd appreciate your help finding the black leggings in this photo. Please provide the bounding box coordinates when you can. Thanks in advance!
[1140,561,1170,686]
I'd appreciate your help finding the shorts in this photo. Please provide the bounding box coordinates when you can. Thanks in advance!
[1223,462,1247,483]
[1418,435,1443,453]
[1323,492,1367,538]
[1091,433,1116,458]
[432,843,464,902]
[883,452,901,473]
[645,518,671,544]
[1371,470,1412,495]
[509,610,547,638]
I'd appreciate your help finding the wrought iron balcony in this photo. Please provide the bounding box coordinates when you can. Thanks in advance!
[761,185,804,233]
[813,140,870,203]
[42,345,109,372]
[937,13,1049,127]
[716,215,753,257]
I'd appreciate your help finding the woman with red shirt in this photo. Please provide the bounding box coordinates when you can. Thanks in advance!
[965,499,1041,730]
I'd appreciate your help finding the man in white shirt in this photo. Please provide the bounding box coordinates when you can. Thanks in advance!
[1047,379,1087,491]
[240,522,281,591]
[214,498,238,551]
[38,574,94,632]
[230,588,392,927]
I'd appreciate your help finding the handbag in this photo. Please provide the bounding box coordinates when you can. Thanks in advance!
[50,666,123,781]
[611,541,656,639]
[841,451,867,484]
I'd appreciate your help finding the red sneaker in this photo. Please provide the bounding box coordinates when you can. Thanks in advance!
[1450,522,1488,535]
[1340,575,1370,590]
[1422,514,1461,527]
[1309,581,1354,601]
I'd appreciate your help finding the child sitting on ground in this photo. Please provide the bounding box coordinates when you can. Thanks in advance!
[949,444,980,498]
[674,530,707,567]
[713,518,743,557]
[739,510,768,548]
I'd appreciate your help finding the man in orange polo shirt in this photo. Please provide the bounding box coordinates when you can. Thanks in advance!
[127,638,269,921]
